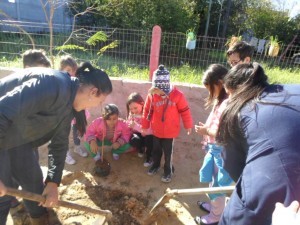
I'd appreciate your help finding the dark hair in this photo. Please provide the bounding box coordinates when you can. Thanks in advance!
[74,62,113,136]
[217,62,269,147]
[102,104,119,120]
[22,49,51,68]
[126,92,145,117]
[226,41,254,60]
[202,64,228,108]
[59,55,78,71]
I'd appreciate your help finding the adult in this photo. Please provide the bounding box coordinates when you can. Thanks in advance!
[217,62,300,225]
[7,48,53,225]
[226,41,253,67]
[0,62,112,225]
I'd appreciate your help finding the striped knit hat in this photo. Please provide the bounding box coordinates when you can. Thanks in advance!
[152,65,170,94]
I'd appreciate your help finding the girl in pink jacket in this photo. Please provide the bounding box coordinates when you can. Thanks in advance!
[84,104,132,160]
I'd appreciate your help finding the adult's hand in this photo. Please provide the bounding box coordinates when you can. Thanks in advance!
[41,182,58,208]
[0,180,7,197]
[272,201,300,225]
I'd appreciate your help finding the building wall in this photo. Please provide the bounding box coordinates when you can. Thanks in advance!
[0,0,72,32]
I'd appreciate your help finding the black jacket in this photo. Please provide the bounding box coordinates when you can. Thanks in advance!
[0,67,79,184]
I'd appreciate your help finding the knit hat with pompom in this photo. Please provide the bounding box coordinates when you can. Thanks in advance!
[152,65,170,94]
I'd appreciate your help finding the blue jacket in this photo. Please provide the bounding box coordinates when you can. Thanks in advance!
[220,84,300,225]
[0,68,79,184]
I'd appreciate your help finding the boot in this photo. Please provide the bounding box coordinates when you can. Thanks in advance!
[200,196,226,225]
[10,202,31,225]
[30,213,49,225]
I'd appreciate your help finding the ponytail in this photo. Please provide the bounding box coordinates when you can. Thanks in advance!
[74,62,112,136]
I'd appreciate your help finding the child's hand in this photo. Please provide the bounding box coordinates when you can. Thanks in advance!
[112,142,121,150]
[127,120,135,128]
[195,122,208,135]
[186,128,192,135]
[90,140,98,154]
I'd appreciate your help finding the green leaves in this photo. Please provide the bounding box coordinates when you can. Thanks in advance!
[55,45,86,51]
[86,31,108,46]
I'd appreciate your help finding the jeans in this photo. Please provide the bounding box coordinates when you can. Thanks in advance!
[72,124,81,146]
[0,144,47,224]
[199,144,233,200]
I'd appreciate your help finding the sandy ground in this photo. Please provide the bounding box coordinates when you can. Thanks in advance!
[26,137,210,225]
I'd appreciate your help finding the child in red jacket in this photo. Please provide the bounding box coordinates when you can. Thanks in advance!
[142,65,193,183]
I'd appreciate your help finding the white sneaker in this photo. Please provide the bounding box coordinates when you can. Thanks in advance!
[138,153,144,158]
[65,151,76,165]
[113,153,119,160]
[93,152,101,161]
[74,145,88,157]
[143,160,153,167]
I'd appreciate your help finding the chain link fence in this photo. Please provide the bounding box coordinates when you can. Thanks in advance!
[1,20,299,72]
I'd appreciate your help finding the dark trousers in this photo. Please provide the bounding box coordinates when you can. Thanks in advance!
[72,124,80,146]
[0,145,47,225]
[129,133,153,161]
[152,136,174,176]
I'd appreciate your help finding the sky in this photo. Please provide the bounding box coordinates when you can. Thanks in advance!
[272,0,300,18]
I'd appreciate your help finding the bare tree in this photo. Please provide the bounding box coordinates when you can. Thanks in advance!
[39,0,66,67]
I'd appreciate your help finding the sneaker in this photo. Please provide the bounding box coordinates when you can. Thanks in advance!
[143,160,153,167]
[113,153,119,160]
[138,152,144,158]
[65,151,76,165]
[74,145,88,157]
[93,152,101,161]
[161,174,172,183]
[147,166,159,175]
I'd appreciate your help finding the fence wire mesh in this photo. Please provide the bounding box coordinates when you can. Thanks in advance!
[1,20,299,75]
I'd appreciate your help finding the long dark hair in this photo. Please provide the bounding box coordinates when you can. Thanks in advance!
[73,62,113,136]
[126,92,145,117]
[202,64,228,109]
[217,62,268,147]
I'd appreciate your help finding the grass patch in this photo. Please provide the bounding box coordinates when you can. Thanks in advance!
[1,55,299,85]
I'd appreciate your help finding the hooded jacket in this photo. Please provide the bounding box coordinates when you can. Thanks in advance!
[142,87,193,138]
[0,67,78,184]
[85,117,131,144]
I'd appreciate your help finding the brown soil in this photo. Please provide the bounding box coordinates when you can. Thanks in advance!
[34,140,208,225]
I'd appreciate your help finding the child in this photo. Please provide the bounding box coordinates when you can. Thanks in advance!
[22,49,51,68]
[142,65,193,183]
[194,64,233,225]
[59,55,78,77]
[226,41,253,67]
[84,104,132,160]
[126,92,153,167]
[60,55,89,165]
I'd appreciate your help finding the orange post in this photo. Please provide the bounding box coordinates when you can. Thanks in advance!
[149,25,162,81]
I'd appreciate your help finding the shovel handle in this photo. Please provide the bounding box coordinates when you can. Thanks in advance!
[167,186,235,196]
[6,187,112,219]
